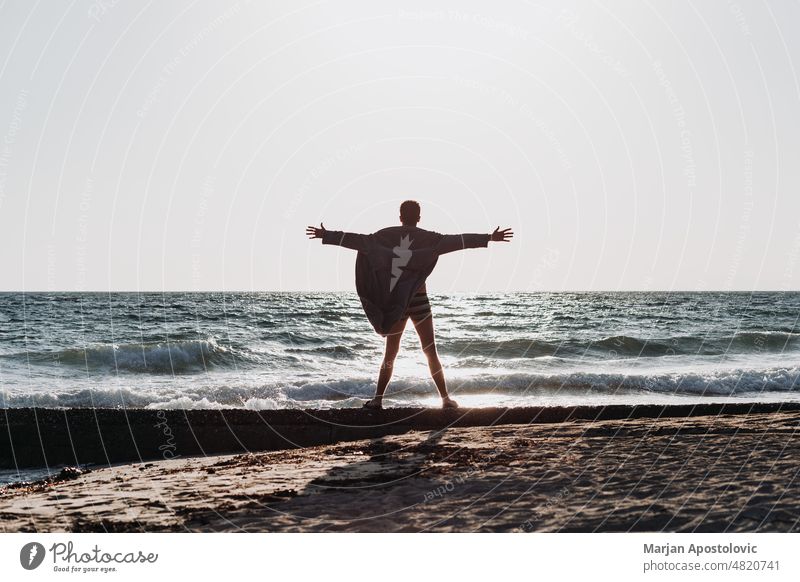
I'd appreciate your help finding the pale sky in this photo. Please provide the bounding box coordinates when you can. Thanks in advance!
[1,0,799,292]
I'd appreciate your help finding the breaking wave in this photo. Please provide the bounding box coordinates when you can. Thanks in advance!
[2,366,798,409]
[5,338,240,374]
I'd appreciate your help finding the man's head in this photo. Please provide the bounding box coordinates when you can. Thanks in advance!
[400,200,420,226]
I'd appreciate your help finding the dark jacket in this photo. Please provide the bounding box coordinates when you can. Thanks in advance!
[322,225,490,335]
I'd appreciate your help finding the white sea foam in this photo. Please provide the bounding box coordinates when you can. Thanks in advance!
[2,366,799,409]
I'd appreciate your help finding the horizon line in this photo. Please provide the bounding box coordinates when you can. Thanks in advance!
[1,289,798,294]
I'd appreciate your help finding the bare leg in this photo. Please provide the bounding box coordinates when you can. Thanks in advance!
[368,317,406,405]
[412,314,456,407]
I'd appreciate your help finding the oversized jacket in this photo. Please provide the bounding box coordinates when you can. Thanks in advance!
[322,225,491,336]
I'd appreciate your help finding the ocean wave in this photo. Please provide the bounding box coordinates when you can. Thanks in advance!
[285,343,375,358]
[5,331,800,376]
[3,365,797,409]
[0,367,800,410]
[729,331,800,349]
[282,367,800,400]
[440,332,800,359]
[0,384,285,409]
[7,338,241,374]
[0,387,157,408]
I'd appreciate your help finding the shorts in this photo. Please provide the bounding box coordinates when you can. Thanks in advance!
[403,292,432,323]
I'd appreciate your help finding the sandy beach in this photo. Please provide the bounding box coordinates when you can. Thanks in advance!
[2,406,798,532]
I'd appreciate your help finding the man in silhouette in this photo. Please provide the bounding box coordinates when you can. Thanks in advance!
[307,200,513,409]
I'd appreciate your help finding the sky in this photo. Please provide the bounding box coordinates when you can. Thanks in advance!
[0,0,799,292]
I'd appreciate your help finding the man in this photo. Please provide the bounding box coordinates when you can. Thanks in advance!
[306,200,513,409]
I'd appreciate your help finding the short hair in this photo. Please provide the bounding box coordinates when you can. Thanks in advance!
[400,200,420,224]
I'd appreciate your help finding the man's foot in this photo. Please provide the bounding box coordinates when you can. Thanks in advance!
[442,397,459,409]
[362,397,383,410]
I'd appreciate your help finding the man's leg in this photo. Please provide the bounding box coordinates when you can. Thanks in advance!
[411,314,456,406]
[367,317,406,406]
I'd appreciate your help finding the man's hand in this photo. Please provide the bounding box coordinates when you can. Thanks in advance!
[491,226,513,242]
[306,222,326,239]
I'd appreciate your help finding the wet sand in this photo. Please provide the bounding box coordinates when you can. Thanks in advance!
[2,407,798,532]
[3,402,797,468]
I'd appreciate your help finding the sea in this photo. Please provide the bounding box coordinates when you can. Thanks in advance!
[1,291,799,411]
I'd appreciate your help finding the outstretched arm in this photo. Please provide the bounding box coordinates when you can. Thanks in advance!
[306,222,327,239]
[491,226,514,242]
[305,222,371,252]
[436,226,514,255]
